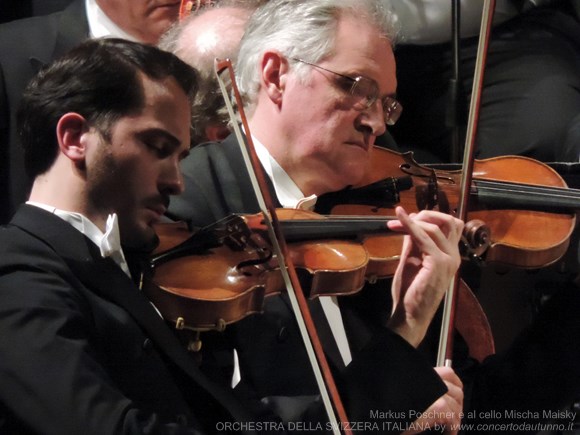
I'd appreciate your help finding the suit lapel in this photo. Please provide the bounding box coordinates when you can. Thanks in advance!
[219,134,281,212]
[11,206,255,428]
[73,255,255,424]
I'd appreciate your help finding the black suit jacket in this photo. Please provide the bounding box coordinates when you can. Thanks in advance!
[0,205,259,434]
[167,135,447,429]
[0,0,89,224]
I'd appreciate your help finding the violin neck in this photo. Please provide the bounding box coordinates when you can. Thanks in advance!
[474,179,580,212]
[280,217,395,242]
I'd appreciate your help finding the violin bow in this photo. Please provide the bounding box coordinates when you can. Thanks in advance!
[437,0,496,367]
[449,0,463,163]
[214,59,350,435]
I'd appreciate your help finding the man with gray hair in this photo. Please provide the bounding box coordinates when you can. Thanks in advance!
[167,0,465,433]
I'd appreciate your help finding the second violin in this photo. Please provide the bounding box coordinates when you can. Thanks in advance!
[329,146,577,269]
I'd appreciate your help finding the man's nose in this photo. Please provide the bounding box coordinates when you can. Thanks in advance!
[161,159,185,196]
[361,99,387,137]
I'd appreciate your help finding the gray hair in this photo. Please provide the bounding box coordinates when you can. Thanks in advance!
[159,1,262,144]
[236,0,399,111]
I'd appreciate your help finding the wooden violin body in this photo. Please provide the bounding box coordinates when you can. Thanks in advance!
[143,221,269,332]
[331,146,577,269]
[144,209,399,332]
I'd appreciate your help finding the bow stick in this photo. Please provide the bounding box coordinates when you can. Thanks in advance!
[437,0,497,367]
[214,58,350,435]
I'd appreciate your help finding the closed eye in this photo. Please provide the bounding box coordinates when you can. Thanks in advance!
[137,129,182,159]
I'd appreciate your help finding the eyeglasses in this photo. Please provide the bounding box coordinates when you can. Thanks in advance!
[289,57,402,126]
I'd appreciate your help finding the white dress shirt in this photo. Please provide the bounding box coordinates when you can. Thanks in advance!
[85,0,138,41]
[26,202,131,278]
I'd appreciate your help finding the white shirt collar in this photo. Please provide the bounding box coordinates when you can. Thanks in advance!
[27,202,131,278]
[252,135,317,210]
[85,0,138,41]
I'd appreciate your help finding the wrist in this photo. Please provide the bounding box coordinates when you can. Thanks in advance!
[386,315,427,348]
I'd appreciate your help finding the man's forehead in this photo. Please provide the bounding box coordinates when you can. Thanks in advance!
[119,75,191,139]
[330,17,395,82]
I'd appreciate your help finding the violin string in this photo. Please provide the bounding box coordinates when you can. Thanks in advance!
[476,179,580,203]
[477,179,580,196]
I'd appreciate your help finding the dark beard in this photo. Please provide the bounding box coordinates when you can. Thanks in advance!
[86,143,159,254]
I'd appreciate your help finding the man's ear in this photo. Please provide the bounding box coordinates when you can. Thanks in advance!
[260,51,290,104]
[56,113,90,166]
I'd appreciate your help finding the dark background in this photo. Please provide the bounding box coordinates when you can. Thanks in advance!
[0,0,73,23]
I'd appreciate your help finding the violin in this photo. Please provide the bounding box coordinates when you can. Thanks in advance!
[318,145,578,364]
[143,206,495,362]
[143,209,401,332]
[329,146,577,269]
